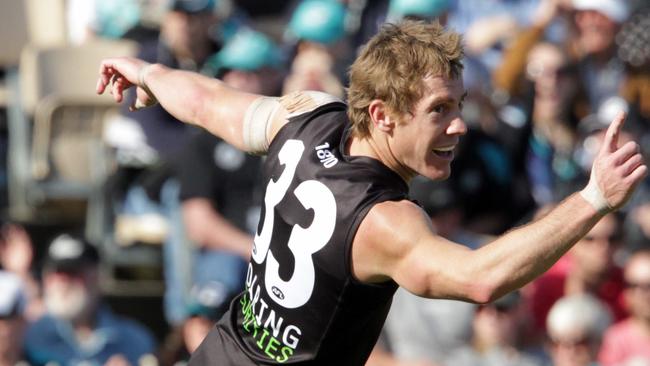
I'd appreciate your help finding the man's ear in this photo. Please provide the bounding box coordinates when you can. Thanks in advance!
[368,99,395,133]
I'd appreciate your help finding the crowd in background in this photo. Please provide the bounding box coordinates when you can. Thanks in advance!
[1,0,650,365]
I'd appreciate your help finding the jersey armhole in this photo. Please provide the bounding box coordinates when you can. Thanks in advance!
[344,198,402,288]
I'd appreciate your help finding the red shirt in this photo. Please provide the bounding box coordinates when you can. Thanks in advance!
[599,318,650,366]
[526,255,627,332]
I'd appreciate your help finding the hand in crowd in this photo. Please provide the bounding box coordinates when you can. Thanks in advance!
[0,224,34,275]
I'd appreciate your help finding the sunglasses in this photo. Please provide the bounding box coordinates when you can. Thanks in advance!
[625,281,650,291]
[551,337,590,348]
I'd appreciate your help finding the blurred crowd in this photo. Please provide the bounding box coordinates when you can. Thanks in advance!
[0,0,650,365]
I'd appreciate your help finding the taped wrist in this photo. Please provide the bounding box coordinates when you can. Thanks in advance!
[137,64,158,106]
[580,169,611,213]
[242,96,280,154]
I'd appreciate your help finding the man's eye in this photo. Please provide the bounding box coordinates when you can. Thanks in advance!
[432,105,447,114]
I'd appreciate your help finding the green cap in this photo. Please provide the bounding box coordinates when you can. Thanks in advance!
[387,0,450,21]
[288,0,347,45]
[208,29,280,73]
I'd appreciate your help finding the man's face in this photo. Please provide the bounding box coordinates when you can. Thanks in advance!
[43,268,98,321]
[389,75,467,181]
[549,329,596,366]
[162,10,215,59]
[574,10,618,56]
[624,254,650,322]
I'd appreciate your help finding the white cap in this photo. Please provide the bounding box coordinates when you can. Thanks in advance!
[572,0,630,23]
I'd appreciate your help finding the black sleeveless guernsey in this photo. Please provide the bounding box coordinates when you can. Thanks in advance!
[189,101,409,365]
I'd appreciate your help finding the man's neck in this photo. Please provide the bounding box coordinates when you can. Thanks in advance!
[347,133,414,182]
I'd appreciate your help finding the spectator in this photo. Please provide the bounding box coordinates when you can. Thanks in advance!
[205,28,283,96]
[282,0,348,97]
[120,0,222,159]
[527,212,627,335]
[571,0,629,112]
[161,28,273,327]
[599,249,650,366]
[0,271,28,366]
[108,0,231,326]
[0,223,43,321]
[23,234,156,366]
[444,291,544,366]
[160,282,229,366]
[546,294,612,366]
[409,176,489,249]
[368,287,476,366]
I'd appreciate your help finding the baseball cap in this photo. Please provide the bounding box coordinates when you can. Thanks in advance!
[387,0,451,22]
[572,0,630,23]
[171,0,216,14]
[185,282,230,321]
[44,234,100,272]
[288,0,348,45]
[207,29,281,73]
[0,271,26,318]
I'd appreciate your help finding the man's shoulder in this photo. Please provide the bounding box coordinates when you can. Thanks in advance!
[25,314,60,337]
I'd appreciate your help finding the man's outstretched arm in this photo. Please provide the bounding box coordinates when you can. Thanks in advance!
[96,58,264,152]
[353,112,647,303]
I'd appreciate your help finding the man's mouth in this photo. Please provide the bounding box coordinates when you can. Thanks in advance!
[432,146,455,158]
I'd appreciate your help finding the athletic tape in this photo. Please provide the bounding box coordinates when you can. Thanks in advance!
[133,64,158,110]
[242,97,280,154]
[580,168,611,213]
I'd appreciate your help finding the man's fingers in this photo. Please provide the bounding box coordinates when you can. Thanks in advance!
[603,111,626,153]
[620,153,644,176]
[627,164,649,189]
[97,61,116,94]
[612,141,640,165]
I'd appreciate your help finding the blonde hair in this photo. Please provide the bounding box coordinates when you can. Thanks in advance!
[347,20,464,138]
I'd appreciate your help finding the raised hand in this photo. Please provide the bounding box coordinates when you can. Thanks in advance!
[96,57,157,110]
[583,112,648,211]
[0,223,34,275]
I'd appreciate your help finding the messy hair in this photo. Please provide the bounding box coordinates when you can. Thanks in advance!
[347,20,464,138]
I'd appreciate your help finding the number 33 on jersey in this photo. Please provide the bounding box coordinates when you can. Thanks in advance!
[251,139,337,309]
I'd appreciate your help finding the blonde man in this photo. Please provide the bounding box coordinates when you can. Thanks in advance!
[96,21,646,366]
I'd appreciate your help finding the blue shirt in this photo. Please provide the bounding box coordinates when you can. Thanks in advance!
[24,306,156,366]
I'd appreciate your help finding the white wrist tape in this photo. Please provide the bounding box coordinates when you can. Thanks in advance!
[580,169,611,213]
[134,64,158,109]
[242,96,280,154]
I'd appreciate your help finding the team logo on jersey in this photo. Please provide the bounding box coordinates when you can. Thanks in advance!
[271,286,285,300]
[315,142,338,168]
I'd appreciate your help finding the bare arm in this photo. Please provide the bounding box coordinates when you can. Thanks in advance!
[96,58,267,152]
[96,58,342,153]
[353,113,647,303]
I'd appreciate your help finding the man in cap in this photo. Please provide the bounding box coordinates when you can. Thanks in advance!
[546,294,612,366]
[23,234,156,366]
[96,18,645,365]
